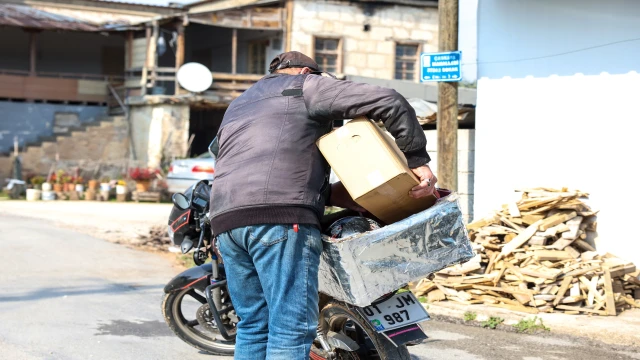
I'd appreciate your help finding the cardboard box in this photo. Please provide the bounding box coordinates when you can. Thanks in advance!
[317,116,436,223]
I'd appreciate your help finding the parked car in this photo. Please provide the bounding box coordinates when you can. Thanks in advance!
[167,150,340,194]
[166,152,216,194]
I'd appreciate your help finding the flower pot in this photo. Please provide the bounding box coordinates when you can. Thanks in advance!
[42,182,52,191]
[65,183,75,192]
[26,189,42,201]
[41,191,56,201]
[88,180,99,190]
[100,183,111,192]
[84,191,96,201]
[116,184,127,195]
[135,180,150,192]
[75,184,85,192]
[53,184,63,192]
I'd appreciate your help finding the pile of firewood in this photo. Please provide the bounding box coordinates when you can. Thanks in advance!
[413,188,640,315]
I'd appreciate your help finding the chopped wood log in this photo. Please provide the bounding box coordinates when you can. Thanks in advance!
[508,202,521,218]
[603,267,617,316]
[534,250,573,261]
[534,294,556,301]
[574,239,596,252]
[610,264,637,278]
[522,214,545,225]
[427,289,446,302]
[565,246,581,259]
[499,220,544,258]
[538,211,577,231]
[501,216,524,232]
[467,215,500,230]
[569,282,581,297]
[556,305,607,316]
[561,295,585,304]
[528,236,548,246]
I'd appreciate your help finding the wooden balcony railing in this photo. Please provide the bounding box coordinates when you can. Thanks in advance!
[0,69,119,104]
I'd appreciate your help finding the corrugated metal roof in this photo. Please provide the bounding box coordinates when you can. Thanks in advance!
[93,0,192,7]
[0,4,143,31]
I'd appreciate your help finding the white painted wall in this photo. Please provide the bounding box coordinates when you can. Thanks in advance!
[425,129,475,223]
[475,0,640,264]
[459,0,478,82]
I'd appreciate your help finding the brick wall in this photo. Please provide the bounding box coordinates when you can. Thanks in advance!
[291,0,438,80]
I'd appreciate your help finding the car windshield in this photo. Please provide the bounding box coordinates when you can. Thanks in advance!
[196,152,211,159]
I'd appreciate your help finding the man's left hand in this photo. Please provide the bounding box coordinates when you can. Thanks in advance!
[410,165,437,198]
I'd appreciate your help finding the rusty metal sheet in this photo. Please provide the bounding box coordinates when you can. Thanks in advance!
[0,4,136,31]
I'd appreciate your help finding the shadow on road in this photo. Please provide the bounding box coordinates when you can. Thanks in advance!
[0,282,164,303]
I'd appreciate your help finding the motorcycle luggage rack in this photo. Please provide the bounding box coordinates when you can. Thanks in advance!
[205,281,237,341]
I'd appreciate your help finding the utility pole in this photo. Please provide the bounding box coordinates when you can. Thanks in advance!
[437,0,459,191]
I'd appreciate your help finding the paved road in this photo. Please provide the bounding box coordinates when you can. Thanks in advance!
[1,214,638,360]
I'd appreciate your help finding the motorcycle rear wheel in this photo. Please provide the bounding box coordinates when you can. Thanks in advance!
[162,288,235,356]
[310,301,411,360]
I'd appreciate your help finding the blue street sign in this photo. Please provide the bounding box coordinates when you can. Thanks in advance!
[420,51,462,82]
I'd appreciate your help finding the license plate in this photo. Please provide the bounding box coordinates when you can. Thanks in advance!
[360,292,430,332]
[172,165,189,173]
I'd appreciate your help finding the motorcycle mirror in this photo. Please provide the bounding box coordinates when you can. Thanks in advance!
[181,237,194,254]
[172,193,190,210]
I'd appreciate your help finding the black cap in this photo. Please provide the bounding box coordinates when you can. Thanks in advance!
[268,51,321,73]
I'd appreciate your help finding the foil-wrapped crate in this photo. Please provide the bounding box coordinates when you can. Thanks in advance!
[318,194,474,307]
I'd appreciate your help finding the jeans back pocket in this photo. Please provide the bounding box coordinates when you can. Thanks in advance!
[250,224,289,246]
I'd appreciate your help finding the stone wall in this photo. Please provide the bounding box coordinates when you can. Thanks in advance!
[129,104,190,169]
[0,101,107,154]
[291,0,438,80]
[2,116,130,179]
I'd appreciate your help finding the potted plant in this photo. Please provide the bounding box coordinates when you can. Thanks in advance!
[27,175,45,201]
[88,178,99,191]
[65,175,75,192]
[116,179,128,195]
[29,175,45,190]
[75,176,85,192]
[129,168,159,192]
[53,171,64,192]
[100,176,111,192]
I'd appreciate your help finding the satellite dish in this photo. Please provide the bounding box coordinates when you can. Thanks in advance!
[177,62,213,93]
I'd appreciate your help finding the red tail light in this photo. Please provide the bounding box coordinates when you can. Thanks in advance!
[169,165,173,173]
[192,165,214,174]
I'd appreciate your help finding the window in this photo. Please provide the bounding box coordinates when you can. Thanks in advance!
[314,37,341,73]
[248,41,267,74]
[395,44,419,81]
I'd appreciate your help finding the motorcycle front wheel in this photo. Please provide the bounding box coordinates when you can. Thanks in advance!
[310,301,411,360]
[162,287,235,356]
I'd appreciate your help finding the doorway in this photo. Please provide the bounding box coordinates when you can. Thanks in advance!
[188,107,226,157]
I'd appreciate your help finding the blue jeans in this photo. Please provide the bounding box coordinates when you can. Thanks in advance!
[217,224,323,360]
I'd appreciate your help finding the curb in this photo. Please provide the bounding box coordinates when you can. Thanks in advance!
[422,301,640,347]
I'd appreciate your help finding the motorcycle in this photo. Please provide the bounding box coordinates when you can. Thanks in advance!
[162,140,429,359]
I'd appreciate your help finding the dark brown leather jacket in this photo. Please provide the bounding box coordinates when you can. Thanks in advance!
[209,73,430,235]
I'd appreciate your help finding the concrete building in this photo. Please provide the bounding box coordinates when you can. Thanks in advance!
[474,0,640,264]
[1,0,444,182]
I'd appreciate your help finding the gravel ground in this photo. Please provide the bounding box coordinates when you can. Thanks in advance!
[0,200,173,245]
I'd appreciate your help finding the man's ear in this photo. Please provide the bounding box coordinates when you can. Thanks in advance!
[299,67,312,75]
